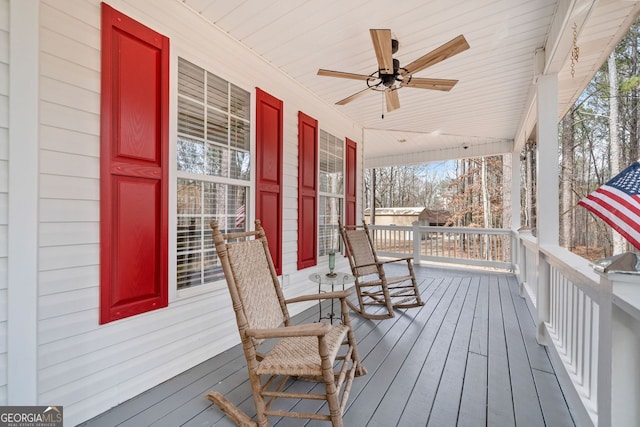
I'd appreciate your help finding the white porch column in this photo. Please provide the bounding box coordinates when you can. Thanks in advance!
[510,152,521,231]
[535,73,559,344]
[536,73,559,245]
[509,152,521,276]
[8,0,39,404]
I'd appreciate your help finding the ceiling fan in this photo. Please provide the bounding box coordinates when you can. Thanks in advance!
[317,29,470,113]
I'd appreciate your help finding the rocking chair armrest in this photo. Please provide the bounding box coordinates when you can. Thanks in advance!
[246,323,331,339]
[285,289,352,304]
[354,257,412,271]
[379,257,413,265]
[352,261,380,269]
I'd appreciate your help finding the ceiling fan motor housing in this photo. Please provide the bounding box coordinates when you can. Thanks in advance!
[380,58,401,87]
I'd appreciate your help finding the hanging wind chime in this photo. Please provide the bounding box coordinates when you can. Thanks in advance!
[570,23,580,78]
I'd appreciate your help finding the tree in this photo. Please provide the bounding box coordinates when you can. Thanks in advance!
[364,163,454,211]
[608,52,626,254]
[560,112,574,248]
[447,156,504,227]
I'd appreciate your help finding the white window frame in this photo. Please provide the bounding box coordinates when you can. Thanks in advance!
[318,129,345,257]
[174,56,252,294]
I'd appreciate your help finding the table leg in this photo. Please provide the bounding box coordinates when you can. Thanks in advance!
[318,280,322,322]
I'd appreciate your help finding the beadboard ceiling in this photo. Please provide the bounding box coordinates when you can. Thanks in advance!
[181,0,640,167]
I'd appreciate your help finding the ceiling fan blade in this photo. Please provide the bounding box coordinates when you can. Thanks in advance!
[400,35,469,76]
[402,77,458,91]
[370,29,394,74]
[385,88,400,112]
[336,87,372,105]
[317,69,372,81]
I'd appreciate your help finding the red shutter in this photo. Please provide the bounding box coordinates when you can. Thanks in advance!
[345,138,358,226]
[297,112,318,269]
[100,4,169,324]
[255,88,283,275]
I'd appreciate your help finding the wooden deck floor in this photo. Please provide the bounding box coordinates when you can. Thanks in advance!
[82,265,575,427]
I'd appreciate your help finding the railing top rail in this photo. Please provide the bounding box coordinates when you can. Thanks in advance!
[518,232,538,248]
[540,243,602,296]
[419,226,513,235]
[368,224,412,231]
[367,224,514,235]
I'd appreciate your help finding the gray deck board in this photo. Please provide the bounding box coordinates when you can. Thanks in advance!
[457,351,487,427]
[498,275,545,427]
[397,276,469,425]
[469,274,489,356]
[363,278,451,427]
[507,275,554,374]
[533,368,575,426]
[352,277,453,427]
[368,276,459,426]
[487,271,516,427]
[427,276,479,427]
[81,265,576,427]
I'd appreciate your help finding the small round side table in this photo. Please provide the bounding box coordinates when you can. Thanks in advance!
[308,272,355,324]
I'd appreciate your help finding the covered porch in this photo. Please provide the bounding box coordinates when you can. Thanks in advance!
[3,0,640,426]
[84,263,575,426]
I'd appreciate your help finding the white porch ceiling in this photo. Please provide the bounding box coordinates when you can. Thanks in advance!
[181,0,640,167]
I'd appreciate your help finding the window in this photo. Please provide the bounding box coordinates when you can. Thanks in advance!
[319,130,344,256]
[176,58,251,289]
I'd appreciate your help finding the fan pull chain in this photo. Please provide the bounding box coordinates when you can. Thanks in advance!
[381,94,385,119]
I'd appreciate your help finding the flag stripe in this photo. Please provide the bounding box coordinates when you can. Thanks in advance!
[578,198,640,249]
[235,204,246,228]
[597,186,640,216]
[579,193,640,240]
[587,190,640,231]
[578,195,640,243]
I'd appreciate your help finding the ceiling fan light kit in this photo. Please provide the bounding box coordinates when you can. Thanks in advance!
[317,29,470,113]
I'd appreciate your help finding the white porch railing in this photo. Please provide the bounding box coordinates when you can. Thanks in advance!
[515,236,640,427]
[368,223,513,270]
[365,224,640,427]
[536,245,602,425]
[519,232,539,307]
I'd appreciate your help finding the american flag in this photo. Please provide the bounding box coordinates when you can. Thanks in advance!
[235,204,246,228]
[578,161,640,250]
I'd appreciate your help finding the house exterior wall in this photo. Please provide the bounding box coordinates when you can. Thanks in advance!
[34,0,362,423]
[0,0,8,405]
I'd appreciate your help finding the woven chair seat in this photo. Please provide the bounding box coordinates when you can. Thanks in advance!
[257,324,349,376]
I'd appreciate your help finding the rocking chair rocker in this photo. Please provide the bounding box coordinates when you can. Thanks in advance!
[206,220,366,426]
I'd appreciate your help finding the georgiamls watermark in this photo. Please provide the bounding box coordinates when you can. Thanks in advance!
[0,406,62,427]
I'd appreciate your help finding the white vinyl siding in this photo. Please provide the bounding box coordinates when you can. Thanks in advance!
[33,0,362,424]
[0,0,8,405]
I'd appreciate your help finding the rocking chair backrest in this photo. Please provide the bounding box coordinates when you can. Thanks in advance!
[342,226,379,277]
[226,240,285,331]
[211,220,288,340]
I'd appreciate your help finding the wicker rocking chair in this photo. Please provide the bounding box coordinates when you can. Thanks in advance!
[338,220,424,319]
[206,220,366,427]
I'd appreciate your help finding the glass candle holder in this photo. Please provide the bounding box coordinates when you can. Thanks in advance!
[328,251,335,274]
